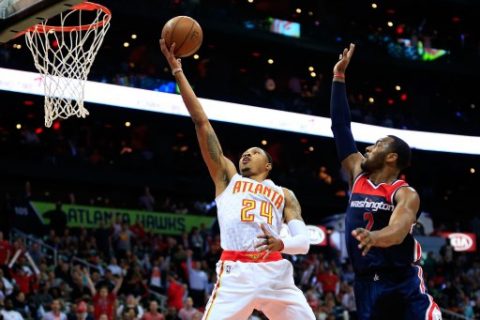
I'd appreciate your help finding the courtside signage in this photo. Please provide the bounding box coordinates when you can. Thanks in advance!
[31,201,215,235]
[1,67,479,155]
[307,225,327,246]
[438,232,477,252]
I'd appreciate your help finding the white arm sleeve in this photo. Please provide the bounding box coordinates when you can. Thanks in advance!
[281,219,310,255]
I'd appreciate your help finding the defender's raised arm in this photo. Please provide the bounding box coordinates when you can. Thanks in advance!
[330,43,364,184]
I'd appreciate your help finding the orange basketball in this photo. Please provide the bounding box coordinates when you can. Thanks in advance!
[161,16,203,58]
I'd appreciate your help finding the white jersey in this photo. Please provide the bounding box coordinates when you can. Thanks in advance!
[215,174,285,251]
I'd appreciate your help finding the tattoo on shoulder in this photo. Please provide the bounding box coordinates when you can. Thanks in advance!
[285,188,303,220]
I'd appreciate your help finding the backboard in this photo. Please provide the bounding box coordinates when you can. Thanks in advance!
[0,0,83,43]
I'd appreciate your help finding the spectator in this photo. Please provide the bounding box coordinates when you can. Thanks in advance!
[28,242,44,265]
[13,291,31,318]
[70,268,91,301]
[185,250,208,308]
[95,220,112,259]
[67,301,94,320]
[86,270,123,320]
[139,186,156,211]
[43,299,67,320]
[9,255,39,295]
[340,283,356,316]
[114,222,134,259]
[0,269,14,296]
[141,300,165,320]
[1,298,23,320]
[316,265,340,295]
[188,228,204,259]
[117,294,144,319]
[166,273,185,312]
[54,259,72,285]
[130,220,146,244]
[97,269,116,292]
[107,257,123,276]
[149,258,164,293]
[178,297,201,320]
[31,281,54,317]
[44,202,68,236]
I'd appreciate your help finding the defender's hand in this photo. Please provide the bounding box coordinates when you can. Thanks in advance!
[160,38,182,71]
[352,228,377,256]
[333,43,355,75]
[255,223,284,253]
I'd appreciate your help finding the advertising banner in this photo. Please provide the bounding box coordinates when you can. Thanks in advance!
[31,201,215,236]
[438,232,477,252]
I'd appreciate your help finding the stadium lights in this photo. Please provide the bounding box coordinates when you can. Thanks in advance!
[1,67,480,155]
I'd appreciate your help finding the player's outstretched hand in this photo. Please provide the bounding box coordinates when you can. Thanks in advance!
[255,223,284,255]
[160,38,182,72]
[333,43,355,75]
[352,227,377,256]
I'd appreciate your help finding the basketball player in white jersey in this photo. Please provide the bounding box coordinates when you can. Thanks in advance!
[160,40,315,320]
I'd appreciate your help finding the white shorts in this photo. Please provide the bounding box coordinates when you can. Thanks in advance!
[202,258,315,320]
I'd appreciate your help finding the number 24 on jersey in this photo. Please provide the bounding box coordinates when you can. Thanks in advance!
[241,199,273,225]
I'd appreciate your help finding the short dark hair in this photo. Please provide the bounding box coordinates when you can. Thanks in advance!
[387,135,411,170]
[262,148,273,164]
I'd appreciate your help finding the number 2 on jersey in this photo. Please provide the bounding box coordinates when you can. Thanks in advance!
[363,212,374,231]
[241,199,273,224]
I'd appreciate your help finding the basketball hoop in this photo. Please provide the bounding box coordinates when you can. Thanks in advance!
[23,1,111,127]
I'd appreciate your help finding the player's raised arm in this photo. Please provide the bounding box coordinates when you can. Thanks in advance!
[352,187,419,256]
[330,43,364,185]
[160,39,237,195]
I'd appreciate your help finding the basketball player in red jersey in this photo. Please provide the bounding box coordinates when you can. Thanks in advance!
[160,40,315,320]
[331,43,442,319]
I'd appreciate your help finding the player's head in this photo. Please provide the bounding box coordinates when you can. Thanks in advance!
[239,147,272,178]
[361,135,411,173]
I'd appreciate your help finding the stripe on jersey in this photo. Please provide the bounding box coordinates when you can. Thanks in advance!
[415,266,442,320]
[417,265,426,293]
[414,239,422,263]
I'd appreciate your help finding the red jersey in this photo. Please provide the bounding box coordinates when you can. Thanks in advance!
[167,280,185,311]
[93,292,116,320]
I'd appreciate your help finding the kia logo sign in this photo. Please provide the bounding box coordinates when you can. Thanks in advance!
[448,233,474,252]
[307,225,326,245]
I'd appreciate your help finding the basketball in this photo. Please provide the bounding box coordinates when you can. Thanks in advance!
[161,16,203,58]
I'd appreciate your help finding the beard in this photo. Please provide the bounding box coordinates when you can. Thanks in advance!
[240,166,251,176]
[361,154,385,173]
[360,158,378,173]
[360,160,370,172]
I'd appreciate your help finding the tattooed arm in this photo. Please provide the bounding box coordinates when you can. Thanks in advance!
[160,40,237,195]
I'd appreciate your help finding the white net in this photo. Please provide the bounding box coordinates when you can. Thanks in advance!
[24,2,111,127]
